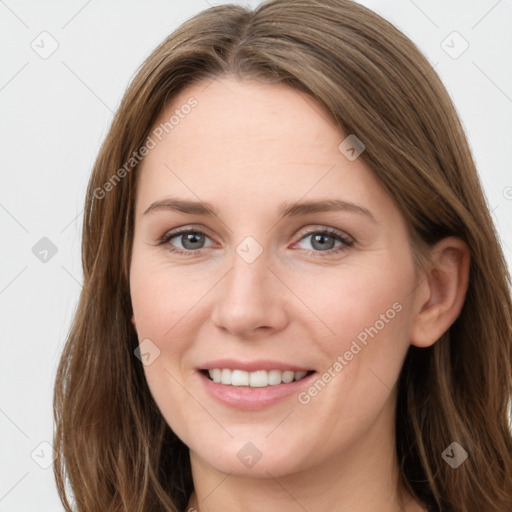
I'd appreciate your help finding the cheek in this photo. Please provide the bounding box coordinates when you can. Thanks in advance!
[290,260,413,347]
[130,256,204,437]
[129,256,209,339]
[289,258,415,414]
[129,255,213,410]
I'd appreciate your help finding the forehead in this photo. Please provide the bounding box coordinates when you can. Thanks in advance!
[135,76,390,219]
[151,76,341,158]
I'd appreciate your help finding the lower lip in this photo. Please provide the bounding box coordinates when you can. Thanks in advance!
[198,371,316,410]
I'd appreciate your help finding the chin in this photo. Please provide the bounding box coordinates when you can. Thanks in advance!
[188,433,312,478]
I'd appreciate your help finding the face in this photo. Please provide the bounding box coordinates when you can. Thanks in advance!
[130,76,423,478]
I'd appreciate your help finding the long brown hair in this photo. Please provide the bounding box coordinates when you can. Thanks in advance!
[53,1,512,510]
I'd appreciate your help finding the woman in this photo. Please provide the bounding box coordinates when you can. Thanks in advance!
[53,1,512,511]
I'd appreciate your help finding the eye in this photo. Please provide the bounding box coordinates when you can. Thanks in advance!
[158,226,353,257]
[160,229,214,255]
[295,228,353,256]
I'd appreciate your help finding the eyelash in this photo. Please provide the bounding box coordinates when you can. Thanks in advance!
[158,226,354,257]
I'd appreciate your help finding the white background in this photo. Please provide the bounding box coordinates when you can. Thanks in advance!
[1,0,511,510]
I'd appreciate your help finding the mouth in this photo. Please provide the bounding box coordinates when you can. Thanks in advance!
[200,368,315,387]
[198,361,317,409]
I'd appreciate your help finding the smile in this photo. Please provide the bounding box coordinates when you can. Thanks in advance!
[204,368,312,387]
[198,359,317,409]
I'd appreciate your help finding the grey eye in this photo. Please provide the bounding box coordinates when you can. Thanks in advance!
[297,232,343,251]
[168,231,212,251]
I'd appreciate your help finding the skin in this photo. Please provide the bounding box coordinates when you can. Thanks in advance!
[130,76,469,512]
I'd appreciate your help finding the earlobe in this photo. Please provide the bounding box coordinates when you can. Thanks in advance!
[410,237,470,348]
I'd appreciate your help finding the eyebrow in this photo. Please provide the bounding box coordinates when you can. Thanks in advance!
[143,197,376,223]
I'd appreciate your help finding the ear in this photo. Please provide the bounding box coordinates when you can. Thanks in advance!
[410,237,470,348]
[131,314,137,331]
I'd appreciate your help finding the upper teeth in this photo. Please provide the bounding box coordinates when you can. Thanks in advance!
[208,369,308,387]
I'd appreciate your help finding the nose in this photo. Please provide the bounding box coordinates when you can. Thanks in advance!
[210,245,289,338]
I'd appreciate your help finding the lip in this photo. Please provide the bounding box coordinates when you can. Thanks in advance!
[199,358,312,373]
[198,368,317,410]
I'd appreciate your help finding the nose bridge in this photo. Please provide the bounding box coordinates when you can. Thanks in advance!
[210,235,288,335]
[226,237,273,311]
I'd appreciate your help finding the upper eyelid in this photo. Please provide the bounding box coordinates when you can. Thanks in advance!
[162,225,353,245]
[296,225,352,240]
[162,225,215,242]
